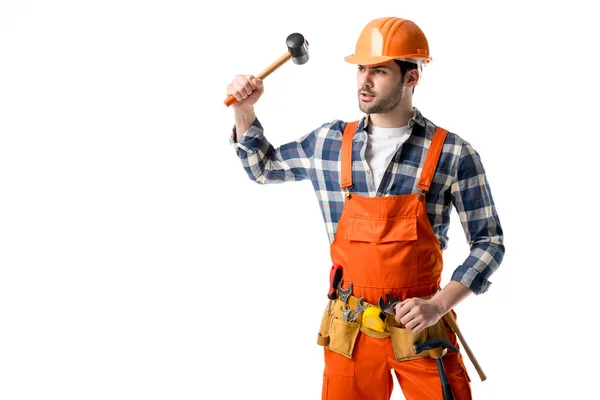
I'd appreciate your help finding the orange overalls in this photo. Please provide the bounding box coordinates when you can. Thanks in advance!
[321,121,472,400]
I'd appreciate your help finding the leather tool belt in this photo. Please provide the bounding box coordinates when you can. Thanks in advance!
[317,293,450,361]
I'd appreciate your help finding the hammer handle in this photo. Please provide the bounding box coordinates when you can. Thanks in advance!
[223,51,293,107]
[437,359,455,400]
[223,94,237,107]
[256,51,292,80]
[443,311,487,382]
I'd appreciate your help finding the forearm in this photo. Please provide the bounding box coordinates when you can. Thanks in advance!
[431,280,472,315]
[234,108,257,142]
[230,117,317,184]
[396,280,473,333]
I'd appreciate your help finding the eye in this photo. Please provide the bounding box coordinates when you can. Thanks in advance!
[374,69,386,74]
[358,65,365,71]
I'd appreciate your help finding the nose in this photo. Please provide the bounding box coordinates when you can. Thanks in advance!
[358,68,373,88]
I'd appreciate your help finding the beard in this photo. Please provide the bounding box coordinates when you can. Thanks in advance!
[358,79,404,114]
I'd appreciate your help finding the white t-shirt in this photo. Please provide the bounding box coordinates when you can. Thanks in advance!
[365,123,412,190]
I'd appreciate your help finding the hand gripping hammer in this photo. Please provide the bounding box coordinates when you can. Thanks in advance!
[223,33,309,106]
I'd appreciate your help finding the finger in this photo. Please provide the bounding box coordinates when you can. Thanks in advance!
[226,84,244,101]
[410,321,426,334]
[239,81,252,99]
[395,305,408,324]
[243,75,259,96]
[228,75,244,92]
[400,310,417,327]
[230,76,251,97]
[229,87,246,101]
[246,75,257,91]
[404,318,419,332]
[252,77,264,92]
[231,81,251,100]
[243,75,257,94]
[395,299,413,319]
[395,307,408,325]
[398,298,417,309]
[406,312,426,331]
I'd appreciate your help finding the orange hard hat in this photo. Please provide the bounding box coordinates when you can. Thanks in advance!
[345,17,431,66]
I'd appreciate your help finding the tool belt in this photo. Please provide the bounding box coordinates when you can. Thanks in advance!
[317,293,450,361]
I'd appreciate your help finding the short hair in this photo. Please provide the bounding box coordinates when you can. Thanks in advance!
[393,59,419,94]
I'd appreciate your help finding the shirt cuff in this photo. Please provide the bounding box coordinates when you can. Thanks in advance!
[451,269,491,295]
[229,118,264,154]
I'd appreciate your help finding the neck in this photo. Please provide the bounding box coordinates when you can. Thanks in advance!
[369,105,414,128]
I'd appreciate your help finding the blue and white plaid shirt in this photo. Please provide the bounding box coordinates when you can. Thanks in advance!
[230,108,504,294]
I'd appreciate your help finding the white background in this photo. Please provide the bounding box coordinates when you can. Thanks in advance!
[1,1,598,399]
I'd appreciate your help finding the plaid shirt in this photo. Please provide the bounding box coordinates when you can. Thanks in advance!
[229,108,504,295]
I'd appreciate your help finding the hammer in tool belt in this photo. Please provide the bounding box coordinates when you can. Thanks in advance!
[224,32,310,106]
[443,310,487,381]
[414,339,460,400]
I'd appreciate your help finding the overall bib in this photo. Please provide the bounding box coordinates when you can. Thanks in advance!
[320,121,472,400]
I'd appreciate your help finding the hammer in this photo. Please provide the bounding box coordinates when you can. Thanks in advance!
[223,32,309,107]
[414,338,460,400]
[444,311,487,381]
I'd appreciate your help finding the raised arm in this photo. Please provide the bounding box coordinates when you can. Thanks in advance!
[226,74,317,184]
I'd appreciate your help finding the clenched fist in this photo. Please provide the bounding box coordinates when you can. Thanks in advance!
[226,74,264,110]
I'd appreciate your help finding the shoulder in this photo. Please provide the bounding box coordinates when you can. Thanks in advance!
[417,110,487,177]
[313,116,366,138]
[417,111,474,153]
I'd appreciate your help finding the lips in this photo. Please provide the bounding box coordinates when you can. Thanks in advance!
[360,92,375,101]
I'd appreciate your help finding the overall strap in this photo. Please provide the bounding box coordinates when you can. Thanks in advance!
[417,126,449,193]
[340,121,359,190]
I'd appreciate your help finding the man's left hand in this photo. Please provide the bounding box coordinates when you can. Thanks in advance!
[395,297,443,334]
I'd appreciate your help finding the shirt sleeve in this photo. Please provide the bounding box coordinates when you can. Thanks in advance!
[229,117,317,184]
[450,141,505,294]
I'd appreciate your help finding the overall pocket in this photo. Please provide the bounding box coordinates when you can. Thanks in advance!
[327,318,360,359]
[343,214,419,287]
[344,215,418,243]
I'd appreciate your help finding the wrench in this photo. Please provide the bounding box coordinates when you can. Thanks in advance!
[378,293,402,317]
[340,305,353,322]
[337,279,353,303]
[349,297,367,322]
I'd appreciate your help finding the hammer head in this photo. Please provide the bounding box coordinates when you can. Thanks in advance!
[286,33,309,65]
[414,338,459,358]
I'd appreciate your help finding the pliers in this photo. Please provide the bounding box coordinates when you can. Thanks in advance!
[378,294,402,321]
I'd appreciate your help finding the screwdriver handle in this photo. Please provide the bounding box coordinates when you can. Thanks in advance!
[328,264,343,299]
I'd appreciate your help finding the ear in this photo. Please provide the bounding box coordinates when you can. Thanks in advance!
[404,69,420,88]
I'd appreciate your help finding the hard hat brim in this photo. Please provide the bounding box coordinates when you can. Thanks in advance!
[345,54,431,66]
[344,54,396,65]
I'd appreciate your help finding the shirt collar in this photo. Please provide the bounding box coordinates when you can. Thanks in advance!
[362,107,426,130]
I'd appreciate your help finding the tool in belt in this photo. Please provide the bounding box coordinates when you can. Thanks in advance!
[318,264,487,381]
